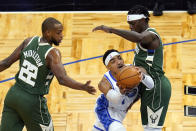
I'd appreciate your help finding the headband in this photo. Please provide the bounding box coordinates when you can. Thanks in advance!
[105,52,120,66]
[127,14,146,21]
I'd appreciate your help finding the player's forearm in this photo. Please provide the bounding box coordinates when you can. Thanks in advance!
[58,75,85,91]
[110,28,143,43]
[0,59,11,72]
[141,74,154,89]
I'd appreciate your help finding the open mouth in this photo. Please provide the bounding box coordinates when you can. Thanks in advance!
[118,65,125,69]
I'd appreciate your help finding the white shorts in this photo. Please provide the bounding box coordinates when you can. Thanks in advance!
[93,121,126,131]
[93,105,126,131]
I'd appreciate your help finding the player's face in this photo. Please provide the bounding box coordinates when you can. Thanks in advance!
[107,55,125,75]
[127,19,144,33]
[50,24,63,46]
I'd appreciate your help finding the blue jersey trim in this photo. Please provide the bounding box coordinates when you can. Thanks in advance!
[105,105,121,123]
[104,74,114,89]
[109,71,117,82]
[95,94,121,131]
[94,125,104,131]
[147,49,155,54]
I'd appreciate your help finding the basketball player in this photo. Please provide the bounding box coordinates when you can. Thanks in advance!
[0,17,96,131]
[92,5,171,131]
[93,49,155,131]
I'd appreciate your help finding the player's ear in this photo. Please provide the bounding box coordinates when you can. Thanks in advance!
[106,64,111,70]
[45,30,51,37]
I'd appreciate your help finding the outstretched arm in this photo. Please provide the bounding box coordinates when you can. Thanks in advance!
[46,48,96,95]
[92,25,160,49]
[0,38,31,72]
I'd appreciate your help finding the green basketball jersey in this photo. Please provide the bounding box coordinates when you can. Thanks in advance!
[15,36,54,95]
[133,28,164,78]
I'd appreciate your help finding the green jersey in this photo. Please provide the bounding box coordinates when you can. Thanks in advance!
[133,28,164,78]
[15,36,54,95]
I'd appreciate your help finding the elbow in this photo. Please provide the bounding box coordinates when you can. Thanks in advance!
[57,76,66,86]
[58,79,64,86]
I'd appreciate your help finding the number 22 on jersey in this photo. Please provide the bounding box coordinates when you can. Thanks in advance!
[18,59,38,86]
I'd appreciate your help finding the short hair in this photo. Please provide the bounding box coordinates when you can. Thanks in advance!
[128,5,150,22]
[41,17,62,33]
[103,49,119,65]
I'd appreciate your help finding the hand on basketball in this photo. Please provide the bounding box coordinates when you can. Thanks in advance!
[92,25,112,33]
[117,83,132,94]
[83,80,96,95]
[116,66,142,91]
[135,67,143,82]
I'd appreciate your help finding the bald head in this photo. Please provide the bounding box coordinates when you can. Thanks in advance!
[42,17,62,33]
[41,17,63,46]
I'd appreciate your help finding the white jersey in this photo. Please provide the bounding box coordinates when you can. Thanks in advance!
[93,70,140,131]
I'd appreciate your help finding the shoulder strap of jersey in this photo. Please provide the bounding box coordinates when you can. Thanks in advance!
[104,71,117,90]
[36,37,54,59]
[147,28,161,41]
[44,47,54,59]
[24,36,38,49]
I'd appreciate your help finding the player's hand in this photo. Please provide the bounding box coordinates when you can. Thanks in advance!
[92,25,112,33]
[135,67,143,82]
[83,80,96,95]
[117,82,131,94]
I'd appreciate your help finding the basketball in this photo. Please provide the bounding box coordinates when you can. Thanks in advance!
[116,65,141,89]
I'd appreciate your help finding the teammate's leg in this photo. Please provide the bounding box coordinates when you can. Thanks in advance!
[0,105,24,131]
[19,96,53,131]
[25,119,53,131]
[0,85,25,131]
[140,75,171,128]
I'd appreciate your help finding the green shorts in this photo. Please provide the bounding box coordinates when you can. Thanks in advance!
[140,75,171,128]
[0,84,53,131]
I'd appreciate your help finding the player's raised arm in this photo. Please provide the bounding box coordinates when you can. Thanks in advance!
[0,38,31,72]
[92,25,159,50]
[46,48,96,95]
[92,5,161,50]
[92,25,146,43]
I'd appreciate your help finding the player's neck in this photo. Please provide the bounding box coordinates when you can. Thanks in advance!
[40,37,52,45]
[142,24,149,32]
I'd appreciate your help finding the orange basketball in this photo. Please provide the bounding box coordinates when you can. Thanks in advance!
[116,65,141,89]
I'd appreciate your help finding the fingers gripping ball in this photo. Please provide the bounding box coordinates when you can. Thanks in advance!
[116,66,141,89]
